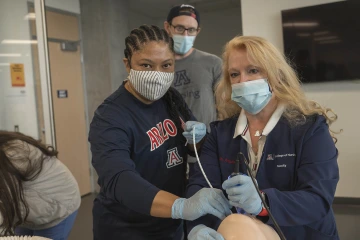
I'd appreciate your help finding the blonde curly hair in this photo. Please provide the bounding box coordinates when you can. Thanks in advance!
[216,36,337,129]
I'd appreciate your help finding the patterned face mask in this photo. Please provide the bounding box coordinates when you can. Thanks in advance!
[128,69,174,101]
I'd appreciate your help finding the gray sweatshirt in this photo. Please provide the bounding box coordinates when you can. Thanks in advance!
[0,141,81,231]
[172,49,222,131]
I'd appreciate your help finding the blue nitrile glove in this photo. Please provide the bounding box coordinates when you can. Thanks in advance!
[188,224,225,240]
[171,188,232,221]
[182,121,206,144]
[222,174,262,215]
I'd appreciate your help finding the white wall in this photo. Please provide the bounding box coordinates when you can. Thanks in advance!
[195,8,242,57]
[302,81,360,198]
[241,0,360,198]
[0,0,39,138]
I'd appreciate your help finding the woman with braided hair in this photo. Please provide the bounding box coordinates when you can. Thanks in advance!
[88,25,232,240]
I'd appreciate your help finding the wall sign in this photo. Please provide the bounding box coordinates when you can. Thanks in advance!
[57,90,68,98]
[10,63,25,87]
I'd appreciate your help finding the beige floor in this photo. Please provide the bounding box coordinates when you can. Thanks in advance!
[69,194,360,240]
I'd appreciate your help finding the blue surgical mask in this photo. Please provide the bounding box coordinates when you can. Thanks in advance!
[172,35,195,55]
[231,79,272,115]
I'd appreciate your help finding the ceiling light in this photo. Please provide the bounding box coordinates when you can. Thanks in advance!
[283,22,319,27]
[1,40,38,44]
[0,53,22,57]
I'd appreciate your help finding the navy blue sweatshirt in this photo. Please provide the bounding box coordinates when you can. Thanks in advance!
[89,84,193,239]
[187,115,339,240]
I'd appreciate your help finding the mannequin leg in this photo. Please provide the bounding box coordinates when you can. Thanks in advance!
[217,214,280,240]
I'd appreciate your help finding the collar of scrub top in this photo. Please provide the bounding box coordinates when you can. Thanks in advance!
[233,103,286,139]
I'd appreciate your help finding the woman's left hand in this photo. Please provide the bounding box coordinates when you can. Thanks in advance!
[222,174,262,215]
[182,121,206,144]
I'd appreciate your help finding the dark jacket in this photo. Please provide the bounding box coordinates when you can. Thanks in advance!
[187,114,339,240]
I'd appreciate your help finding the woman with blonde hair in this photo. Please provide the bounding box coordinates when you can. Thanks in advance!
[186,36,339,240]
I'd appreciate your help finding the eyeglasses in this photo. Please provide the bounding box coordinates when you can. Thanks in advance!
[171,25,199,36]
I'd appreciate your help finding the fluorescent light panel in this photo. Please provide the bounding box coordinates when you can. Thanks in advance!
[1,40,38,44]
[0,53,22,57]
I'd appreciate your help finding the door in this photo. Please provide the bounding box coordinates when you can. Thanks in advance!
[47,10,91,195]
[30,8,91,195]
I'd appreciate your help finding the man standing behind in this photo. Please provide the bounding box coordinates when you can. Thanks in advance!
[164,4,222,131]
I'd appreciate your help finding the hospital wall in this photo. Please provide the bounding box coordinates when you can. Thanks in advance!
[241,0,360,198]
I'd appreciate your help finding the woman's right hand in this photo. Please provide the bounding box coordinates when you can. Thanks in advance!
[171,188,232,221]
[188,225,225,240]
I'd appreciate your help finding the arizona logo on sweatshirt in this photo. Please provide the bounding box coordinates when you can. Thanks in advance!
[146,119,178,151]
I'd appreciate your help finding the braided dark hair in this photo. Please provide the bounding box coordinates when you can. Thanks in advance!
[124,25,191,140]
[124,25,174,62]
[163,88,191,144]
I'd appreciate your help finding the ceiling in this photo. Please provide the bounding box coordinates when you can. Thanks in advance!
[129,0,240,19]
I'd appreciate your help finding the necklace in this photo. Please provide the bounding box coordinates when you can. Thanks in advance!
[248,126,263,137]
[248,122,264,137]
[254,130,262,137]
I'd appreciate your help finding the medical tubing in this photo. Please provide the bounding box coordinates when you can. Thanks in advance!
[239,152,286,240]
[191,126,232,219]
[192,126,213,188]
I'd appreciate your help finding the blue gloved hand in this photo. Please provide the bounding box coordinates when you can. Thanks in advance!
[222,174,262,215]
[188,224,225,240]
[182,121,206,144]
[171,188,232,221]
